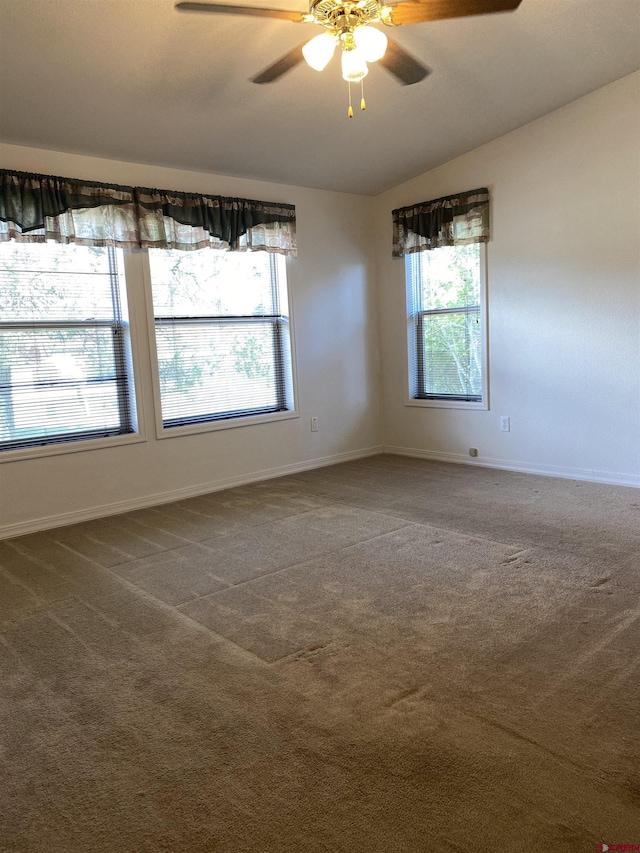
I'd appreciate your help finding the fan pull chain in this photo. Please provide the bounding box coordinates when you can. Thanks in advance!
[347,80,366,117]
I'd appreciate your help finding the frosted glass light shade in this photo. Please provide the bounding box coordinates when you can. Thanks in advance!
[353,26,388,62]
[302,32,336,71]
[341,48,369,82]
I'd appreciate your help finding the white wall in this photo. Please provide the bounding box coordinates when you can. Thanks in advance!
[0,145,382,536]
[375,71,640,486]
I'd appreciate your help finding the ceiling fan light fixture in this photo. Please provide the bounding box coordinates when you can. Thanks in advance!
[353,25,387,63]
[341,47,368,82]
[302,31,336,72]
[178,0,523,113]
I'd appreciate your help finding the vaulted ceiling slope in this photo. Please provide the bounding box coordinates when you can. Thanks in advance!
[0,0,638,195]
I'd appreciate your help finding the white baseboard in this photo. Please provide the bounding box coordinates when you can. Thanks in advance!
[383,445,640,489]
[1,445,384,540]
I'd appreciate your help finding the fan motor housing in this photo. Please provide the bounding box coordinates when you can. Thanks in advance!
[309,0,385,31]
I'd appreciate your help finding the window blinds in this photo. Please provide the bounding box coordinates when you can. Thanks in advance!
[148,249,292,427]
[408,243,482,401]
[0,242,135,451]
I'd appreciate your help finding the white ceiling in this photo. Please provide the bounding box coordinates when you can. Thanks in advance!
[0,0,638,195]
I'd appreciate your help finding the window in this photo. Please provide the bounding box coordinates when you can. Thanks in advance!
[0,242,138,454]
[147,249,295,433]
[406,242,487,408]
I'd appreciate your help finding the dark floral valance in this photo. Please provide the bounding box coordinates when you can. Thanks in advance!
[392,187,489,257]
[0,169,297,255]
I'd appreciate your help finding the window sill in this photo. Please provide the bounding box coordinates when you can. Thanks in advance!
[405,397,488,412]
[0,430,146,464]
[155,408,299,440]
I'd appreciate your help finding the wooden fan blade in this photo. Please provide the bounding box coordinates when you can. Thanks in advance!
[378,38,430,85]
[386,0,522,27]
[252,44,306,83]
[176,2,304,22]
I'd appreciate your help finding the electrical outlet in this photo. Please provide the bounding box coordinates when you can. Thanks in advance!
[469,448,478,457]
[500,416,510,432]
[310,416,319,432]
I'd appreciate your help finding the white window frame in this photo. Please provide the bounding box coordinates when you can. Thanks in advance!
[142,252,299,440]
[0,246,146,464]
[405,242,489,411]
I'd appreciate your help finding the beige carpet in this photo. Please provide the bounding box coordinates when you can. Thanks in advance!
[1,455,639,852]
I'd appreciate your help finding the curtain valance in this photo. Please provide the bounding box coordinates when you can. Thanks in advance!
[392,187,489,257]
[0,169,297,255]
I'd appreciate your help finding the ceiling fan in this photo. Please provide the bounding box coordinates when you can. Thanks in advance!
[176,0,522,116]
